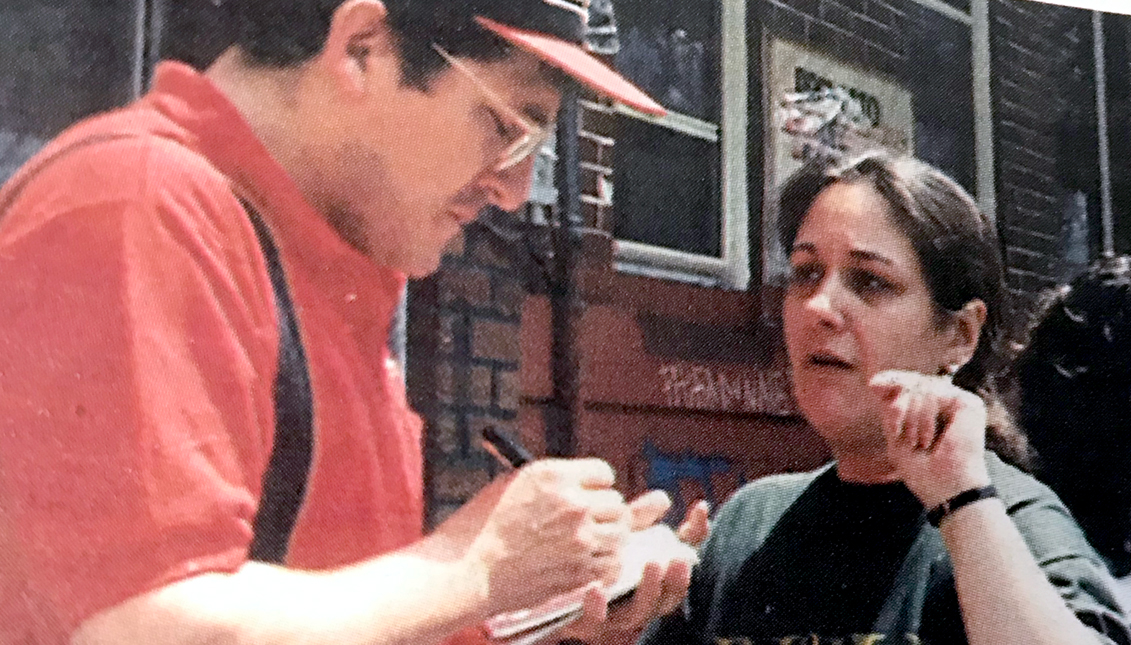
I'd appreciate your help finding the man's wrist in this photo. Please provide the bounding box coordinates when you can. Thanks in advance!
[451,545,496,622]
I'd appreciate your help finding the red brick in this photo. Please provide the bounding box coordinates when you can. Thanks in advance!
[496,369,520,411]
[591,204,615,232]
[579,135,608,167]
[580,164,613,204]
[472,318,522,362]
[433,466,491,500]
[581,200,604,230]
[438,313,459,355]
[470,366,493,407]
[520,297,553,399]
[493,277,527,318]
[469,234,513,268]
[430,410,461,456]
[435,362,455,405]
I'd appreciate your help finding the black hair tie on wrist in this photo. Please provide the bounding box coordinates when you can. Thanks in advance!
[926,485,999,527]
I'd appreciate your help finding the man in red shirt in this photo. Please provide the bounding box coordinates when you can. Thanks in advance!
[0,1,707,644]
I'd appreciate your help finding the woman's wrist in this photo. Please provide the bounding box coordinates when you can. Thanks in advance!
[914,465,991,510]
[926,484,999,527]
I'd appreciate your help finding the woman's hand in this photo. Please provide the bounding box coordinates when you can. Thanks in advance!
[869,370,991,509]
[561,496,709,643]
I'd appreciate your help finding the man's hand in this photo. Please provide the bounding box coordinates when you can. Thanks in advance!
[561,495,711,642]
[456,459,632,616]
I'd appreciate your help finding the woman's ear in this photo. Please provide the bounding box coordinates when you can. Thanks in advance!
[945,298,988,370]
[318,0,392,95]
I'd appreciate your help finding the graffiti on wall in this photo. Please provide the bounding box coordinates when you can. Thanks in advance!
[638,440,746,522]
[658,361,797,416]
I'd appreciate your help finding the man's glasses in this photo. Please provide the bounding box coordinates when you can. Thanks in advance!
[431,44,554,171]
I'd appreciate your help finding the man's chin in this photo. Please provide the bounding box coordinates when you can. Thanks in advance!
[402,251,446,278]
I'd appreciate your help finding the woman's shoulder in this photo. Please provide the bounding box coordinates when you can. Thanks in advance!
[986,451,1101,559]
[985,451,1060,508]
[711,464,832,536]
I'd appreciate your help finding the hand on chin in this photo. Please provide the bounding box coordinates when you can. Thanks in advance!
[868,369,991,508]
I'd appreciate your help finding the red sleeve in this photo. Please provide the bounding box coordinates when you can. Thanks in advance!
[0,139,277,642]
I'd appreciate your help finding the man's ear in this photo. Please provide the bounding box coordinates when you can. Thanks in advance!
[318,0,393,95]
[945,298,988,370]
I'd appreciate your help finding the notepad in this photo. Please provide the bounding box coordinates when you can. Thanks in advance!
[483,525,699,645]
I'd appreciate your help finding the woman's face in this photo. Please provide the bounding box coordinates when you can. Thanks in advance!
[782,181,964,453]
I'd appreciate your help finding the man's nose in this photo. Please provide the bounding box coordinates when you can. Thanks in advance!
[481,154,537,213]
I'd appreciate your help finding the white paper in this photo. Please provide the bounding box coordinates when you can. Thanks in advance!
[484,525,699,643]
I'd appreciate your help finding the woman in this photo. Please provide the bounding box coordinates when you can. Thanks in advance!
[1014,255,1131,609]
[640,153,1130,645]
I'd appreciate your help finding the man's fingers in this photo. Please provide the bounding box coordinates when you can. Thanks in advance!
[587,524,628,559]
[628,490,672,531]
[569,458,617,489]
[610,560,693,628]
[588,489,629,524]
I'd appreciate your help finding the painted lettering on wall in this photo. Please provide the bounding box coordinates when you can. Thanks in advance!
[640,440,745,521]
[658,362,797,416]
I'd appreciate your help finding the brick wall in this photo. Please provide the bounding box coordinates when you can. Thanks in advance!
[406,223,529,526]
[991,0,1097,310]
[759,0,907,81]
[579,98,620,232]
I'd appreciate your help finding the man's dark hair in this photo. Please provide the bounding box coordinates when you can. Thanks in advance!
[226,0,516,89]
[1013,255,1131,575]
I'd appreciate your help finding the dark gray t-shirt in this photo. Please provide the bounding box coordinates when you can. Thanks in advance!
[640,453,1131,645]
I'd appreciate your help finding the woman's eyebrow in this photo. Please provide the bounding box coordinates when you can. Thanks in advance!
[849,248,894,265]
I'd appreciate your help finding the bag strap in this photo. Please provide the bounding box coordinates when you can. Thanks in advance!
[0,133,314,563]
[244,201,314,564]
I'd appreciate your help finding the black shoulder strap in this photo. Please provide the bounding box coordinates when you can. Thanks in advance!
[1,134,314,563]
[243,202,315,564]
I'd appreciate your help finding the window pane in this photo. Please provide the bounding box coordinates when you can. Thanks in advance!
[906,4,976,194]
[0,0,139,181]
[613,0,720,122]
[613,117,722,257]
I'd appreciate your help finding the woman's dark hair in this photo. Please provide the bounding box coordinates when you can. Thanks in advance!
[779,152,1033,470]
[184,0,525,89]
[1013,255,1131,574]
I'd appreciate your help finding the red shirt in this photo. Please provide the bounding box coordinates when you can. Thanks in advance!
[0,62,424,644]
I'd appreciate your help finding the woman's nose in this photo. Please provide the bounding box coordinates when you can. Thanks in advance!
[803,275,847,329]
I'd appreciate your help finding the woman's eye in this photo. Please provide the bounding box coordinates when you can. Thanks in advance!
[788,263,822,287]
[846,269,897,297]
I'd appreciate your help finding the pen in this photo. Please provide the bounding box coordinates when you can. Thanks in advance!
[481,425,534,469]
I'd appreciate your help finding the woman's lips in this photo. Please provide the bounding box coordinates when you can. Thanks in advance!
[807,353,855,370]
